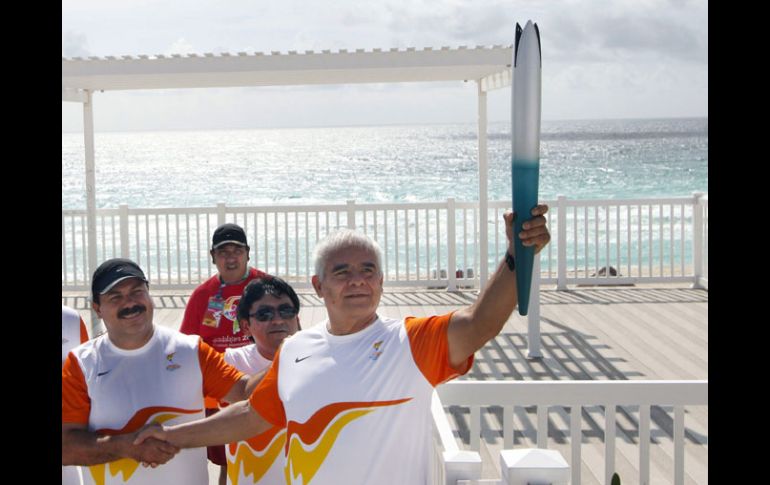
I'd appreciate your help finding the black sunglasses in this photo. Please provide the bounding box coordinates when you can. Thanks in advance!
[249,304,298,322]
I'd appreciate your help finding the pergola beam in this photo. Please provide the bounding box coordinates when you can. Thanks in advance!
[63,46,513,91]
[62,87,88,103]
[479,69,512,92]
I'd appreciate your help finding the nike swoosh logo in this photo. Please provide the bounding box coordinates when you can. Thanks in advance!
[97,370,112,377]
[295,356,311,363]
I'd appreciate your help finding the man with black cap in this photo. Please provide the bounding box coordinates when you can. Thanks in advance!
[179,223,268,484]
[62,258,259,485]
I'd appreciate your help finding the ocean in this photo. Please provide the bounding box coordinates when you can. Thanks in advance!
[62,118,707,210]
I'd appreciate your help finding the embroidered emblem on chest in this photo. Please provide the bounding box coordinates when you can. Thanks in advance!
[369,340,384,361]
[166,352,181,371]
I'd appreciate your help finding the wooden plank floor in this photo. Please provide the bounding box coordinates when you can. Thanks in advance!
[63,282,708,485]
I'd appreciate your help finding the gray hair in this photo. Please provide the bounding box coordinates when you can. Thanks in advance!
[313,229,383,280]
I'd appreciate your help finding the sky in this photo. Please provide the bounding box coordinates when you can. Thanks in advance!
[61,0,708,133]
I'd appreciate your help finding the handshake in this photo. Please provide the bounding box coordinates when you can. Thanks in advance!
[125,423,177,468]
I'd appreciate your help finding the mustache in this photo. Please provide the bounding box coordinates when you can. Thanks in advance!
[118,305,146,318]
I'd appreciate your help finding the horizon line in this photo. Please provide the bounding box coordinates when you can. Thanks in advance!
[62,115,708,135]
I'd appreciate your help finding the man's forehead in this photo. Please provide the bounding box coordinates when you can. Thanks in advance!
[326,247,378,266]
[254,293,293,306]
[331,261,378,270]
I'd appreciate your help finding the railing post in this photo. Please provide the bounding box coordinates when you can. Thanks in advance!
[447,198,457,291]
[500,449,570,485]
[432,389,482,484]
[119,204,130,258]
[526,256,542,359]
[347,200,356,229]
[217,202,226,227]
[557,195,567,290]
[442,451,482,485]
[691,192,704,289]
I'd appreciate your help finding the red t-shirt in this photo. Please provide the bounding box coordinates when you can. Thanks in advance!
[180,267,267,408]
[180,267,268,353]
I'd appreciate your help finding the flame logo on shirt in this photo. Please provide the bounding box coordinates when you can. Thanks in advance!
[223,295,241,322]
[86,406,201,485]
[369,340,384,361]
[165,352,181,371]
[283,398,411,484]
[226,425,286,485]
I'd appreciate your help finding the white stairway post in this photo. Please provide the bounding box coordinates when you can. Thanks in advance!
[500,448,570,485]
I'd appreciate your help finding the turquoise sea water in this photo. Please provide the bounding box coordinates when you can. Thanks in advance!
[62,118,707,281]
[62,118,707,210]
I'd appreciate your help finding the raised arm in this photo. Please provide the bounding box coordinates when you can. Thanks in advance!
[446,205,550,368]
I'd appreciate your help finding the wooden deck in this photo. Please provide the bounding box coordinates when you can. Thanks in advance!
[63,282,708,485]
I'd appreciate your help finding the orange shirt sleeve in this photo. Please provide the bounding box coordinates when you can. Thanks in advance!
[62,353,90,424]
[248,347,286,427]
[406,312,473,387]
[198,340,245,401]
[79,318,89,343]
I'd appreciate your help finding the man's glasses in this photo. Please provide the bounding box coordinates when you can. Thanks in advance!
[249,304,298,322]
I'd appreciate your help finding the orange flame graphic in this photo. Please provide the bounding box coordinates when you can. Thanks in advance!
[283,398,411,484]
[87,406,201,485]
[226,426,286,485]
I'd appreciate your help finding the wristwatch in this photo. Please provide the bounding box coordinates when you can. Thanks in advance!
[505,251,516,272]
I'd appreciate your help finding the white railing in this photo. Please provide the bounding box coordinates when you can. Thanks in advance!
[62,194,708,291]
[432,390,483,485]
[694,194,708,289]
[431,380,707,485]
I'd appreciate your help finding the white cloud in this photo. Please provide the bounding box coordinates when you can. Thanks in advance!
[546,0,707,63]
[62,0,708,131]
[62,31,90,58]
[166,38,195,55]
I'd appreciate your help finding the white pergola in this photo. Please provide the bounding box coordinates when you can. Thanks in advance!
[62,45,543,356]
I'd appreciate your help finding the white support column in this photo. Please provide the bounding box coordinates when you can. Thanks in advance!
[526,256,542,359]
[556,195,567,290]
[83,90,100,335]
[691,192,705,289]
[477,82,489,289]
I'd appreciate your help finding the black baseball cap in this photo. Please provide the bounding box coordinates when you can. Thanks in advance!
[91,258,148,301]
[212,223,248,249]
